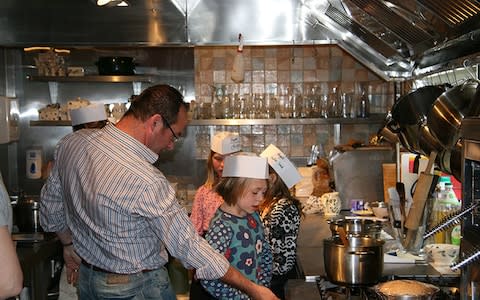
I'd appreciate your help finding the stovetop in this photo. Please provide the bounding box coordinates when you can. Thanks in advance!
[316,277,460,300]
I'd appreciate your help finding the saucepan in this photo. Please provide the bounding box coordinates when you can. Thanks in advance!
[324,236,384,286]
[388,86,445,154]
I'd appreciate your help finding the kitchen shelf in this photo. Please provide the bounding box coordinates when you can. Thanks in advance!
[27,75,153,83]
[30,115,386,127]
[189,114,386,126]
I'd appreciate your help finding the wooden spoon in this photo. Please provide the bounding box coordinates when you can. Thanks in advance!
[338,227,349,247]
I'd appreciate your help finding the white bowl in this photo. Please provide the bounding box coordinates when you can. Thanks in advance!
[424,243,459,266]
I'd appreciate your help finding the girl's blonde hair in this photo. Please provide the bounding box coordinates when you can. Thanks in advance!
[203,150,220,189]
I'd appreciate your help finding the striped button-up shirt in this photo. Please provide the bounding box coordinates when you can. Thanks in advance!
[40,124,229,278]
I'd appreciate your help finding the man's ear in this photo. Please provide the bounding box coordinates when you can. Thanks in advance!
[146,114,162,130]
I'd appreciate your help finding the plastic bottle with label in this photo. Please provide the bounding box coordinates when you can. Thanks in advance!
[431,177,461,243]
[26,147,43,180]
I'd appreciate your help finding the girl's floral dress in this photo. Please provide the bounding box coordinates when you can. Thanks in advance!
[201,209,273,299]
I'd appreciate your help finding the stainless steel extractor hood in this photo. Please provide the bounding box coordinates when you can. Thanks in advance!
[0,0,479,80]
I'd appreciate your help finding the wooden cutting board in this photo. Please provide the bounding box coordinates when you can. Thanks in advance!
[382,163,397,203]
[405,152,437,230]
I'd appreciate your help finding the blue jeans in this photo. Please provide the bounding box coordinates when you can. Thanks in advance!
[78,264,176,300]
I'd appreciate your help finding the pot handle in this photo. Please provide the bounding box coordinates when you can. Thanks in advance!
[347,250,376,255]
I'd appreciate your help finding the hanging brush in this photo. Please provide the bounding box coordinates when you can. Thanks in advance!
[423,202,479,240]
[451,246,480,271]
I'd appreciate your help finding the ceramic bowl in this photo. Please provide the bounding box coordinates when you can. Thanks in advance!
[424,243,459,266]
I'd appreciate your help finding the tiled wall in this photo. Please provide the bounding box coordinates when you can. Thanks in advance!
[192,44,392,159]
[194,44,394,112]
[193,123,384,160]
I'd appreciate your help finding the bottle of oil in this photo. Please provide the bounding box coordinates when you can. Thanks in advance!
[431,180,447,243]
[431,177,461,243]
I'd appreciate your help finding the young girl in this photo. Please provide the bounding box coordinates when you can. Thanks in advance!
[189,132,241,299]
[190,131,241,236]
[260,144,303,300]
[201,154,273,299]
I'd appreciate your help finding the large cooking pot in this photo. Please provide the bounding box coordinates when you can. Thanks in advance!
[96,56,135,75]
[324,236,384,286]
[389,86,445,154]
[14,196,43,233]
[427,79,479,149]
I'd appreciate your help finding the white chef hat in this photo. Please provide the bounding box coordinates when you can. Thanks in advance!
[70,104,107,126]
[260,144,303,189]
[211,131,241,155]
[222,153,269,179]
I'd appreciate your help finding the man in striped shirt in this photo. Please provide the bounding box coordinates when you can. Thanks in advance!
[40,85,278,300]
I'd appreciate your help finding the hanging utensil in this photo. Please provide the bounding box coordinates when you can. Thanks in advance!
[231,33,245,83]
[395,143,406,238]
[423,202,478,240]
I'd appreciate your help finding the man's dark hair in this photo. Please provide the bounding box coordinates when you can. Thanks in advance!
[123,84,187,124]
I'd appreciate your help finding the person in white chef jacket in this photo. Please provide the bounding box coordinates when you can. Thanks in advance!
[54,104,108,300]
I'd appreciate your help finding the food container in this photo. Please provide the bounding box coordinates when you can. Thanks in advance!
[373,280,440,299]
[96,56,135,75]
[323,236,384,286]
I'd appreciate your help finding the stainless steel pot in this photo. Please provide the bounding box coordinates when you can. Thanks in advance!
[329,218,382,238]
[323,237,384,286]
[427,79,479,149]
[389,86,445,154]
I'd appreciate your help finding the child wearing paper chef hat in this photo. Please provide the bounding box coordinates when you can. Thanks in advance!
[70,103,108,132]
[259,144,303,300]
[200,153,273,299]
[189,132,242,300]
[190,132,241,236]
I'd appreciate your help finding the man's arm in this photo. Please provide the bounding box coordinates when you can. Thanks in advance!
[0,226,23,299]
[220,266,279,300]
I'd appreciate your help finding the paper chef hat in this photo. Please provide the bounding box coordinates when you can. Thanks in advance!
[211,132,241,155]
[222,153,269,179]
[260,144,303,189]
[70,104,107,126]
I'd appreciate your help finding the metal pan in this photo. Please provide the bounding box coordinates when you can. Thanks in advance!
[427,79,479,149]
